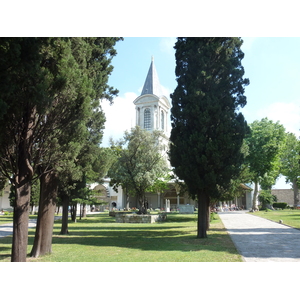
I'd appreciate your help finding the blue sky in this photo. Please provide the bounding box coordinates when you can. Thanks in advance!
[102,37,300,189]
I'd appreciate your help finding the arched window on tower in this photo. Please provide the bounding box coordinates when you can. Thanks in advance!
[161,110,164,130]
[144,108,151,131]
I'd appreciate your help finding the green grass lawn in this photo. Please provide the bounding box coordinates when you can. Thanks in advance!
[251,209,300,229]
[0,213,242,262]
[0,214,13,225]
[0,213,38,225]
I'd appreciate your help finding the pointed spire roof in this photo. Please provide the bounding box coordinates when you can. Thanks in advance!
[141,56,163,97]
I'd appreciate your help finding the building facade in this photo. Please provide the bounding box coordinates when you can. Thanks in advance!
[0,184,12,211]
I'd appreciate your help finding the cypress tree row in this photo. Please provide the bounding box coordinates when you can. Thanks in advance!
[169,38,249,238]
[0,37,121,261]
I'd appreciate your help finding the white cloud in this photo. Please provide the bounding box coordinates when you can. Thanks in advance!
[256,101,300,137]
[159,37,176,55]
[101,92,137,146]
[241,37,258,52]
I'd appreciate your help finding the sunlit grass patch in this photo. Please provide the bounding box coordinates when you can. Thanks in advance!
[0,212,242,262]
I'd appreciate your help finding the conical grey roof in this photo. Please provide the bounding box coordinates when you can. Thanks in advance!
[141,57,163,97]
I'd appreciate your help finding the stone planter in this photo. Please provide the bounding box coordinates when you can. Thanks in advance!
[115,213,167,223]
[109,211,134,217]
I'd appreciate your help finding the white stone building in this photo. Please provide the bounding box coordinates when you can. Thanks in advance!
[0,184,12,211]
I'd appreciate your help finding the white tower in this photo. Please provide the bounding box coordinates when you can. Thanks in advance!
[133,57,171,138]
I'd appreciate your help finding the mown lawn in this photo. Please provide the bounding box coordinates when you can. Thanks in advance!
[251,209,300,229]
[0,213,242,262]
[0,214,13,225]
[0,213,36,225]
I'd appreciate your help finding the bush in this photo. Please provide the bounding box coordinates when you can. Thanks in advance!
[210,212,217,222]
[273,202,288,210]
[258,190,277,209]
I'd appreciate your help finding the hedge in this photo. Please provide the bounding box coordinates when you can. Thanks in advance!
[272,202,288,209]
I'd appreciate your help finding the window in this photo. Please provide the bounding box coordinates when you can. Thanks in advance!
[144,108,151,130]
[161,110,164,130]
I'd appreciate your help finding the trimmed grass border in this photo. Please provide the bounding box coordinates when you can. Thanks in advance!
[250,209,300,229]
[0,213,242,262]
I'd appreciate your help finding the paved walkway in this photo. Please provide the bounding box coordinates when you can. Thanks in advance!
[0,219,37,238]
[218,211,300,262]
[0,215,65,238]
[0,213,98,239]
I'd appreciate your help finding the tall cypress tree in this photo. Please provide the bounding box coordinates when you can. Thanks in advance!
[169,38,249,238]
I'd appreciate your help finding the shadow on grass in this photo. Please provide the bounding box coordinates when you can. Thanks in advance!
[45,215,237,256]
[48,232,237,255]
[0,213,239,261]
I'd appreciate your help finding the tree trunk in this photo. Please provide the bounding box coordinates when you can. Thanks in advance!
[125,189,130,210]
[197,190,210,238]
[11,110,35,262]
[292,179,300,208]
[30,170,58,258]
[252,181,259,210]
[137,195,147,214]
[82,203,87,218]
[60,194,69,234]
[11,181,32,262]
[71,203,77,222]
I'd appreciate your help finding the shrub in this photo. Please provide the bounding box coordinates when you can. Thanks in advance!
[258,190,277,209]
[210,212,217,222]
[273,202,288,209]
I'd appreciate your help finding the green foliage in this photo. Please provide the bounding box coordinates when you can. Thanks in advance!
[280,132,300,184]
[0,37,122,185]
[146,174,171,194]
[108,126,169,213]
[169,37,249,199]
[245,118,286,184]
[258,190,277,209]
[0,38,122,259]
[273,202,288,210]
[210,212,217,222]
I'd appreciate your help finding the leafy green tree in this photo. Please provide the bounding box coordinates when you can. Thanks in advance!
[280,132,300,207]
[108,126,169,214]
[59,132,116,232]
[169,37,249,238]
[0,38,69,261]
[245,118,285,210]
[211,140,253,206]
[0,38,121,261]
[30,38,121,257]
[258,190,277,210]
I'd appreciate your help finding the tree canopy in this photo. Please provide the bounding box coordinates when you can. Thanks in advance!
[280,132,300,207]
[0,37,121,261]
[245,118,286,209]
[169,37,249,237]
[108,126,169,214]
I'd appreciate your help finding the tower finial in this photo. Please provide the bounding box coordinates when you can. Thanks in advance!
[151,55,154,62]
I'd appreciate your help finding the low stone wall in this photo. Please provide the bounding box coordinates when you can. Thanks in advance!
[271,189,294,206]
[115,213,167,223]
[178,204,194,214]
[109,211,134,217]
